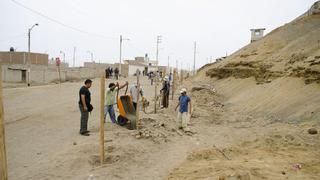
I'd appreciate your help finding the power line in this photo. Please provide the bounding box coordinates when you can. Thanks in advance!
[0,33,25,43]
[10,0,117,40]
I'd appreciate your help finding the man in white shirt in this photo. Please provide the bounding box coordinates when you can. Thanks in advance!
[130,83,143,110]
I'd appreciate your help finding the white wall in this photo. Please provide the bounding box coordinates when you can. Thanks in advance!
[128,65,145,76]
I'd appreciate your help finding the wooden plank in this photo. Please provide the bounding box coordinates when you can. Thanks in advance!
[100,76,105,165]
[0,65,8,180]
[136,70,141,129]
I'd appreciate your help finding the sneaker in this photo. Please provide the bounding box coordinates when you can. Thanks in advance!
[81,133,90,136]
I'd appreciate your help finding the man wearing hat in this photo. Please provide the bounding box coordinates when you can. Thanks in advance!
[160,76,170,108]
[175,88,192,131]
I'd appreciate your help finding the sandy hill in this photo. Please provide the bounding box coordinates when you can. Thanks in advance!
[166,3,320,179]
[197,2,320,85]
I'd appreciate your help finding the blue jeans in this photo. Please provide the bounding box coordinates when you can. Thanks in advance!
[104,105,116,123]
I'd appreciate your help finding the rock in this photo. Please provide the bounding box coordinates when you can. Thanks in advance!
[308,128,318,135]
[135,134,142,139]
[281,171,286,175]
[73,142,77,145]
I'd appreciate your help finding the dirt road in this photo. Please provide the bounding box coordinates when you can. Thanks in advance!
[4,75,320,179]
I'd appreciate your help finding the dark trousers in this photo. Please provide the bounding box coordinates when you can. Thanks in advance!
[162,93,169,108]
[79,104,89,134]
[133,102,137,110]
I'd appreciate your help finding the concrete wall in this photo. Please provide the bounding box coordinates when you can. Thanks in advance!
[1,64,101,84]
[0,52,48,65]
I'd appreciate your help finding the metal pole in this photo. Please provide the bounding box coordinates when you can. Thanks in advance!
[73,46,76,67]
[193,41,196,75]
[119,35,122,75]
[27,29,31,86]
[156,36,161,66]
[167,56,169,74]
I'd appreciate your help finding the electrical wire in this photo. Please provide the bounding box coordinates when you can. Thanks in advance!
[0,33,25,43]
[10,0,117,40]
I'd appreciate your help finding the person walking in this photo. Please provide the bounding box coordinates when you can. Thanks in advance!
[130,82,143,110]
[105,81,128,123]
[78,79,93,136]
[175,88,192,132]
[160,76,170,108]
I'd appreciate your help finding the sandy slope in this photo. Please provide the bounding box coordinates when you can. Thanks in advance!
[167,6,320,180]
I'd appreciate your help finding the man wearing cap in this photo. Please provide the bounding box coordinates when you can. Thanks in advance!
[160,76,170,108]
[175,88,192,131]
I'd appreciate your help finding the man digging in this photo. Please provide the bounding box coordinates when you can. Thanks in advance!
[105,81,128,123]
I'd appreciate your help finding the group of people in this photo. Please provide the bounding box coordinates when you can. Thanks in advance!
[105,67,119,80]
[78,74,191,136]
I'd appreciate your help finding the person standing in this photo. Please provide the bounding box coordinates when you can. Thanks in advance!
[78,79,93,136]
[160,76,170,108]
[114,68,119,80]
[175,88,192,132]
[105,81,128,123]
[130,83,143,110]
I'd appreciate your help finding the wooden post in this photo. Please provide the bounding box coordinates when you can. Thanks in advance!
[171,69,176,100]
[180,69,183,84]
[58,65,61,84]
[100,76,105,165]
[154,76,157,113]
[0,65,8,180]
[136,70,141,129]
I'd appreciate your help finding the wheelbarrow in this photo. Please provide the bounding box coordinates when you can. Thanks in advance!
[116,84,137,130]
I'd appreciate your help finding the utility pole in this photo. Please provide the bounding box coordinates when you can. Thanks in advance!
[119,35,129,76]
[119,35,122,75]
[193,41,197,75]
[87,51,93,62]
[167,56,170,74]
[60,51,65,63]
[156,35,162,66]
[73,46,76,67]
[27,23,39,86]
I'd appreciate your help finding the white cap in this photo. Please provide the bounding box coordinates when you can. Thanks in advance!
[180,88,187,93]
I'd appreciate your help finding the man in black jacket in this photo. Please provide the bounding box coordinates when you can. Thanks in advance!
[79,79,93,136]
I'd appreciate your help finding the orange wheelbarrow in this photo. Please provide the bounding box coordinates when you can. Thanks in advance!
[116,84,137,130]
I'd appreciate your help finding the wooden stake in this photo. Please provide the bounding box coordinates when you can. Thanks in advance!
[58,65,61,84]
[180,69,183,84]
[171,70,176,100]
[0,65,8,180]
[100,76,105,165]
[154,76,157,113]
[136,70,141,129]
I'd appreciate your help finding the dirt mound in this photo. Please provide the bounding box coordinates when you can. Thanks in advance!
[167,131,320,180]
[202,10,320,84]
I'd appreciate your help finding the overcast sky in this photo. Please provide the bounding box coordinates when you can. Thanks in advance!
[0,0,317,68]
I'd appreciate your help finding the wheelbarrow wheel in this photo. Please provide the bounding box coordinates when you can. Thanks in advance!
[130,118,137,130]
[117,115,128,126]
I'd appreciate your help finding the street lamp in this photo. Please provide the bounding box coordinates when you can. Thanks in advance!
[60,50,65,63]
[119,35,129,76]
[27,23,39,86]
[87,50,94,62]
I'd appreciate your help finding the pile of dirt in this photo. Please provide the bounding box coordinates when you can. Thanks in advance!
[202,4,320,84]
[167,130,320,180]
